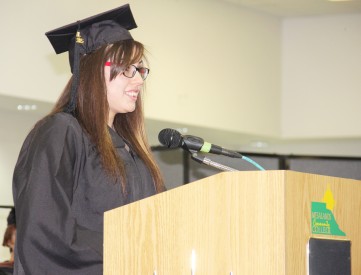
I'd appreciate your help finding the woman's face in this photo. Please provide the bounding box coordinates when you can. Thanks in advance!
[105,60,144,119]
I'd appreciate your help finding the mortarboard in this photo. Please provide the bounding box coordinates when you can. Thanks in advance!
[45,4,138,113]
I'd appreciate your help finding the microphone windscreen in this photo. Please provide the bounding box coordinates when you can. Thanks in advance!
[158,128,182,148]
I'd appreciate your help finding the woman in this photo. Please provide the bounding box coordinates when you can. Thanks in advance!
[12,4,165,275]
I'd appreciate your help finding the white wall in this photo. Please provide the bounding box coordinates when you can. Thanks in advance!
[138,0,282,137]
[282,13,361,139]
[0,0,282,138]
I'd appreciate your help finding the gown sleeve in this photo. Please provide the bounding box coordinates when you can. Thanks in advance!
[13,114,102,275]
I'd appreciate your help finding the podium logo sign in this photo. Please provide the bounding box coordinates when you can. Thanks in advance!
[311,186,346,236]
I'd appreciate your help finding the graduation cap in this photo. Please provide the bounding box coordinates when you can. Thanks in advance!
[45,4,137,113]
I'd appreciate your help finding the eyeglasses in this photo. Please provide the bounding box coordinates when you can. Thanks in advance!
[105,62,150,80]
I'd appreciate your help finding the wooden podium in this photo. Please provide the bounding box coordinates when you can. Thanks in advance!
[104,170,361,274]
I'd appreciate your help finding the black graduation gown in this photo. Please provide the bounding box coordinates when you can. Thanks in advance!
[12,112,156,275]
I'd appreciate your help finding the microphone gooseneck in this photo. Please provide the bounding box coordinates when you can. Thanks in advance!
[191,153,238,172]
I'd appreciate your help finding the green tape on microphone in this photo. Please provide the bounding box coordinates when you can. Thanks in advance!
[200,142,212,153]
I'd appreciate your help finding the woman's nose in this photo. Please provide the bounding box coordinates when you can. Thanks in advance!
[133,71,144,84]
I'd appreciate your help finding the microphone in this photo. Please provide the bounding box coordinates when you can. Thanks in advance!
[158,128,243,158]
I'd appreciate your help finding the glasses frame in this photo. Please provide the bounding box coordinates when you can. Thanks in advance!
[104,62,150,80]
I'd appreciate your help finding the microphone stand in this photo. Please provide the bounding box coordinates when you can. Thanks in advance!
[190,152,239,172]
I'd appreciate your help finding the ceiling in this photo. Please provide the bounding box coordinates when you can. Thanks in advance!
[222,0,361,17]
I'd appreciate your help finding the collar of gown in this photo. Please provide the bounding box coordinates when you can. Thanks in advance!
[108,127,126,148]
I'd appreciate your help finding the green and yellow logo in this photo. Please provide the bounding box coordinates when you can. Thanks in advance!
[311,185,346,236]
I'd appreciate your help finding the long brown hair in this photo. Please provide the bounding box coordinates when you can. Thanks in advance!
[50,40,164,193]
